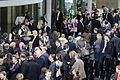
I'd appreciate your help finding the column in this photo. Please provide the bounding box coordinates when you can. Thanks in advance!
[73,0,77,14]
[0,8,1,31]
[87,0,92,15]
[47,0,52,28]
[7,7,12,33]
[118,0,120,8]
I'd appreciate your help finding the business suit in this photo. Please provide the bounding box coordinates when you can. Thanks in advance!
[90,32,97,46]
[41,26,51,34]
[41,53,49,68]
[84,16,91,31]
[36,56,45,73]
[92,19,101,32]
[61,23,68,38]
[59,50,69,80]
[77,21,84,34]
[99,40,112,79]
[27,60,40,80]
[49,61,56,79]
[111,36,120,73]
[19,60,29,79]
[32,36,39,47]
[10,62,20,80]
[56,46,63,54]
[66,41,77,52]
[56,12,63,32]
[28,23,36,32]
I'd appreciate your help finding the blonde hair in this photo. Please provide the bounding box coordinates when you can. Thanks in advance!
[16,73,24,80]
[116,65,120,72]
[69,51,76,59]
[37,20,43,29]
[4,43,9,48]
[97,33,102,40]
[10,42,16,47]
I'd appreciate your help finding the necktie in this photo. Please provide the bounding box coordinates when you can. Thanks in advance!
[12,64,15,70]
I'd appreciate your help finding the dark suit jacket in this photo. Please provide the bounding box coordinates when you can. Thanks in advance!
[90,32,97,46]
[10,62,20,80]
[66,42,77,52]
[56,12,63,24]
[19,60,28,79]
[49,61,56,78]
[41,16,47,22]
[36,56,45,73]
[28,23,36,32]
[100,40,112,55]
[41,53,49,68]
[3,49,9,54]
[77,21,84,34]
[92,19,101,29]
[27,60,40,80]
[60,50,69,70]
[41,26,51,34]
[32,36,39,47]
[56,46,63,54]
[111,37,120,55]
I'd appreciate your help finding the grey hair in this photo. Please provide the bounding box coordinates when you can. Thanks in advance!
[32,30,38,35]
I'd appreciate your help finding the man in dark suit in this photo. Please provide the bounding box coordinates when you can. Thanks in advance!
[92,17,101,33]
[19,54,29,79]
[25,11,30,20]
[32,30,39,47]
[55,40,63,54]
[59,44,69,80]
[84,13,91,31]
[28,18,36,32]
[77,17,84,34]
[41,21,51,35]
[27,41,34,51]
[42,70,53,80]
[111,31,120,70]
[41,14,47,23]
[65,36,77,52]
[56,9,63,33]
[0,71,8,80]
[99,35,112,79]
[41,47,49,68]
[90,28,98,46]
[10,56,20,80]
[27,56,40,80]
[34,47,45,73]
[49,54,56,79]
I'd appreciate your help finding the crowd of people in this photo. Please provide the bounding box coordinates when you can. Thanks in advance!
[0,5,120,80]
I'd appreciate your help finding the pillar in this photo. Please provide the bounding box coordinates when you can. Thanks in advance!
[73,0,77,14]
[118,0,120,8]
[47,0,52,28]
[0,8,1,31]
[7,7,12,33]
[87,0,92,15]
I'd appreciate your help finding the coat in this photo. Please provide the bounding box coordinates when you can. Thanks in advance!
[27,60,40,80]
[77,21,84,34]
[10,62,20,80]
[41,26,51,34]
[111,36,120,56]
[66,42,77,52]
[19,60,29,79]
[49,61,56,79]
[32,36,39,47]
[36,56,45,73]
[74,59,86,80]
